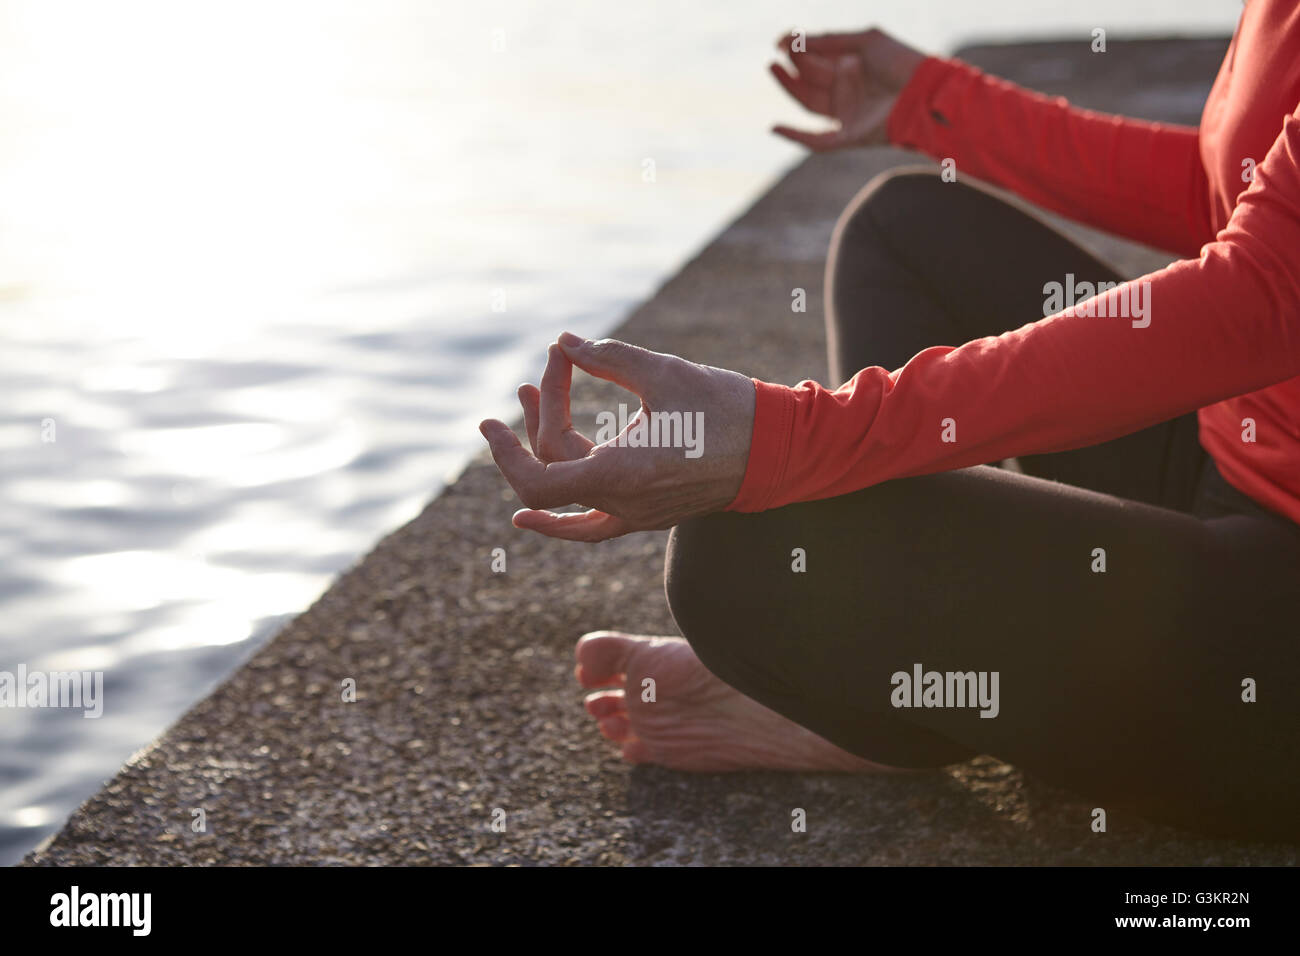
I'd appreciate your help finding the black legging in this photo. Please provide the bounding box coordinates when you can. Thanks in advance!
[664,168,1300,841]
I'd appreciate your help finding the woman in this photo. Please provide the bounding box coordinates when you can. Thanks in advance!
[480,7,1300,840]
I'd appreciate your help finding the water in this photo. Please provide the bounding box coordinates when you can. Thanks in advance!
[0,0,1238,864]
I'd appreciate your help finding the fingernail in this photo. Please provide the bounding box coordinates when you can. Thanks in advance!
[558,331,584,348]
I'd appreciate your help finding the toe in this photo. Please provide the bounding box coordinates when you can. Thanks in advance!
[574,662,622,689]
[584,689,626,718]
[597,714,633,742]
[574,630,641,688]
[621,737,650,764]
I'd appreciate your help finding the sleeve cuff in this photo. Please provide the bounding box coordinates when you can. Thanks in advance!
[726,379,796,513]
[886,54,976,153]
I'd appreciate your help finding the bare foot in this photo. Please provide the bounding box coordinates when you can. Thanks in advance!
[574,630,906,772]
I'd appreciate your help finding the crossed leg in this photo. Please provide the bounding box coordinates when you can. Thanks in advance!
[575,169,1300,840]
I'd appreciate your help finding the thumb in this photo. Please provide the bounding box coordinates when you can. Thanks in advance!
[556,333,666,400]
[773,124,846,152]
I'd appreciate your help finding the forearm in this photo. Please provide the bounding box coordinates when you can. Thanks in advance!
[887,56,1213,257]
[730,107,1300,513]
[732,266,1293,512]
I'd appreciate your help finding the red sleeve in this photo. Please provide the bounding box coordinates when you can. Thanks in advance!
[728,104,1300,514]
[887,56,1212,258]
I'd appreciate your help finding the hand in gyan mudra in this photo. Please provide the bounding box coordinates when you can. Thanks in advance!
[479,333,756,541]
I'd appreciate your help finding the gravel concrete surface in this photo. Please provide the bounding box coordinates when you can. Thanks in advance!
[27,37,1297,866]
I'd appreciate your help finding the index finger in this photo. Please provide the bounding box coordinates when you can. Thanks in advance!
[479,418,595,509]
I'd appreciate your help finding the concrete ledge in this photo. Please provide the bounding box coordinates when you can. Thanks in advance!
[28,36,1297,866]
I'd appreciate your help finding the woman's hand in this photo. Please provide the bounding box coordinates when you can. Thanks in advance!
[771,27,927,151]
[479,333,756,542]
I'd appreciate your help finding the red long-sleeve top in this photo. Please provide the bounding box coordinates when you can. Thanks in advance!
[730,1,1300,524]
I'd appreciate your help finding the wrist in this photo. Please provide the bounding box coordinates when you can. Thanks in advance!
[726,379,796,513]
[885,55,964,148]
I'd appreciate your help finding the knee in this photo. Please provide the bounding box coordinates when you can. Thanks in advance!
[831,165,946,254]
